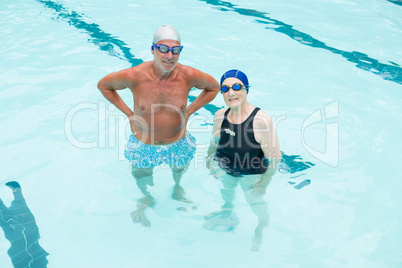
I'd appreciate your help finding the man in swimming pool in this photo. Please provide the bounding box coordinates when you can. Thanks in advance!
[97,25,220,226]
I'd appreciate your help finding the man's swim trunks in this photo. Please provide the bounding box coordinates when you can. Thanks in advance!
[124,133,196,168]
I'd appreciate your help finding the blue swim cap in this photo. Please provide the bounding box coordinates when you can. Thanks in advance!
[220,69,249,93]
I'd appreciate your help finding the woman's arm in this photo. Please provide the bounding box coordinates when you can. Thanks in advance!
[205,108,227,177]
[251,110,282,195]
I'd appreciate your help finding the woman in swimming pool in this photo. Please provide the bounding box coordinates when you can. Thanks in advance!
[205,69,282,251]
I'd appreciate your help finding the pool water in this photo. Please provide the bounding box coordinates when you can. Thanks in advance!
[1,0,401,267]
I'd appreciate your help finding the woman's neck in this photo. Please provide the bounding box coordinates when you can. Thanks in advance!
[229,102,253,123]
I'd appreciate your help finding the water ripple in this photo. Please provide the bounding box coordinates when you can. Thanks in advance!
[199,0,402,85]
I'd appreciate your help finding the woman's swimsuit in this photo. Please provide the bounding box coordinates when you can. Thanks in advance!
[215,107,268,176]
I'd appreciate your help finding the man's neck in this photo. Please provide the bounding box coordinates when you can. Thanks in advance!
[153,62,174,81]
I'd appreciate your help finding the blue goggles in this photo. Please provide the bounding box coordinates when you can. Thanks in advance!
[220,83,249,93]
[153,43,183,55]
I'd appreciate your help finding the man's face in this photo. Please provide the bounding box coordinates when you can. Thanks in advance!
[152,39,181,73]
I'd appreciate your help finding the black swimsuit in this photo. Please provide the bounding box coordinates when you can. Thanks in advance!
[215,107,269,176]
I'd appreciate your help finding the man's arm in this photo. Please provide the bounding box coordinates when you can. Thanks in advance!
[186,69,220,117]
[97,69,138,134]
[97,69,134,119]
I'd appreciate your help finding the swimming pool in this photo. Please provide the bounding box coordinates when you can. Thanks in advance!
[1,0,401,267]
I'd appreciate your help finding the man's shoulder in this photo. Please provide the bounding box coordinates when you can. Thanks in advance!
[176,63,197,76]
[129,61,153,72]
[176,64,212,87]
[123,62,153,79]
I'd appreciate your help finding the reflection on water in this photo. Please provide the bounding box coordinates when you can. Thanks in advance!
[204,173,270,251]
[280,153,315,174]
[129,166,194,227]
[202,151,314,251]
[280,153,314,190]
[0,181,49,268]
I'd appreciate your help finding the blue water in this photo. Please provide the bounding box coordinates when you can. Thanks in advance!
[1,0,401,267]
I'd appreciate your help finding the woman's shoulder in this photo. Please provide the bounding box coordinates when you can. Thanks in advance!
[254,108,273,127]
[254,107,268,115]
[215,107,229,117]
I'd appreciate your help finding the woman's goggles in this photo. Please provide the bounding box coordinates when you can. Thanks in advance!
[220,83,248,93]
[153,43,183,55]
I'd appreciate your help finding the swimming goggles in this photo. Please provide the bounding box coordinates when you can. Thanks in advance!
[153,43,183,55]
[221,83,248,93]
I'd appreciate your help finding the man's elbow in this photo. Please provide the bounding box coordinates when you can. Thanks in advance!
[207,85,220,99]
[97,79,114,93]
[97,80,105,91]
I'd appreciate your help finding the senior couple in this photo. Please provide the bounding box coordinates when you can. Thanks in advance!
[97,25,281,251]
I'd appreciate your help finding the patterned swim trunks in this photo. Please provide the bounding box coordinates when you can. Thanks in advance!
[124,133,197,169]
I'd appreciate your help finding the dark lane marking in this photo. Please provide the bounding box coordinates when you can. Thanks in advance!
[387,0,402,7]
[37,0,143,66]
[199,0,402,85]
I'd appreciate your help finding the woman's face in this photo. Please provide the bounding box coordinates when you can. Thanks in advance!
[221,77,248,109]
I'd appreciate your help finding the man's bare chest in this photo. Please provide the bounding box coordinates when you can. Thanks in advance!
[135,87,189,113]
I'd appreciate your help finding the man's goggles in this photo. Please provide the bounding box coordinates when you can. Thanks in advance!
[153,43,183,55]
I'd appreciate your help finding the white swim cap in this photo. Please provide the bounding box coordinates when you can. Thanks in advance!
[153,25,181,44]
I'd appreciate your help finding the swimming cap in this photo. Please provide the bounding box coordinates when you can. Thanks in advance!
[153,25,181,44]
[220,69,250,93]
